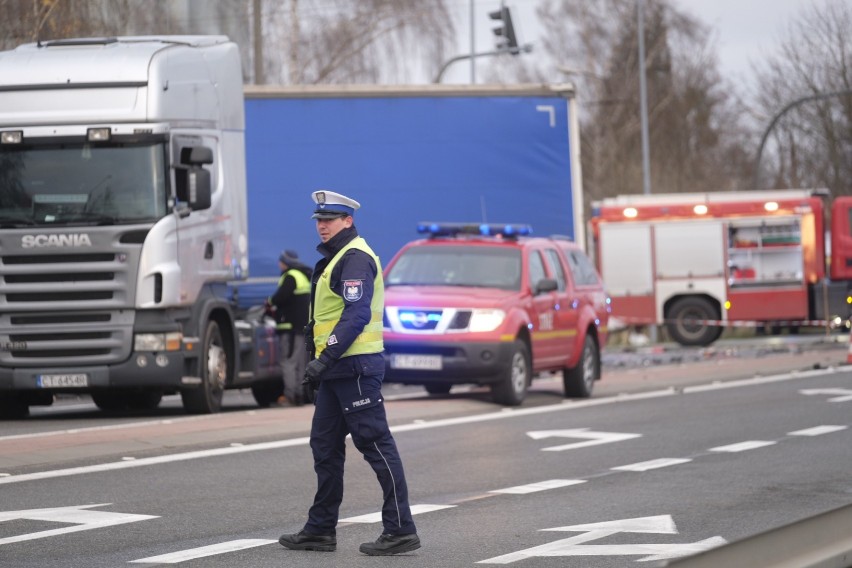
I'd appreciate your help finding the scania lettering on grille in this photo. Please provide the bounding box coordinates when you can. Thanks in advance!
[21,234,93,248]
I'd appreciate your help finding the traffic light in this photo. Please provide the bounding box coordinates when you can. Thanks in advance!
[489,6,519,53]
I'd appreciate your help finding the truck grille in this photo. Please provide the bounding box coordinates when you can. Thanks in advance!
[0,248,138,366]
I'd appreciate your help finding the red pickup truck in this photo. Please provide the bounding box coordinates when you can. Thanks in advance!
[382,223,610,406]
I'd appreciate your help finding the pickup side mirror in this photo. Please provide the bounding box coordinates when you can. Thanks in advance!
[535,277,558,294]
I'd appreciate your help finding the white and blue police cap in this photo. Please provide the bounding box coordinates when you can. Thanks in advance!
[311,190,360,219]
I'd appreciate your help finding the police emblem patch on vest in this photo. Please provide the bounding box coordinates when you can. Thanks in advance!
[343,280,363,301]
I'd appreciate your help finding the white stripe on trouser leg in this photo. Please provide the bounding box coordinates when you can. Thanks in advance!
[373,442,402,528]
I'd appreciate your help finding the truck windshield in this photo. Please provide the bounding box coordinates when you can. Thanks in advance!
[386,245,522,290]
[0,142,168,226]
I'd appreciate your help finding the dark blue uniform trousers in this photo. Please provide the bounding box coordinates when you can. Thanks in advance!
[304,372,417,536]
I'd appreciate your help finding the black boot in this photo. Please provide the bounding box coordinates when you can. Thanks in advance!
[359,533,421,556]
[279,530,336,552]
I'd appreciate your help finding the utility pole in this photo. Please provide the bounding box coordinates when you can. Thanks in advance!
[637,0,651,196]
[252,0,264,84]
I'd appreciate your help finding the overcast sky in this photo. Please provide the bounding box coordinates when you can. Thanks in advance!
[443,0,809,86]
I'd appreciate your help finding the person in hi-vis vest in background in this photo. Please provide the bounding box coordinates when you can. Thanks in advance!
[266,249,312,406]
[278,190,420,557]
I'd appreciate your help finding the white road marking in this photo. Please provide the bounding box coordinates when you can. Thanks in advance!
[490,479,587,494]
[611,458,692,472]
[526,428,641,452]
[799,388,852,402]
[788,425,848,436]
[339,503,455,524]
[129,539,276,564]
[0,366,839,486]
[0,504,157,546]
[478,515,726,564]
[709,440,776,452]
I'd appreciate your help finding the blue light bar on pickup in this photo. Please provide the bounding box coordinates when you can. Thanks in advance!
[416,222,533,238]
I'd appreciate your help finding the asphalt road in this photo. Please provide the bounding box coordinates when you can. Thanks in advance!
[1,337,850,567]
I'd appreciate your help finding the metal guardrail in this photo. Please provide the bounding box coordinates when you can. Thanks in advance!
[665,503,852,568]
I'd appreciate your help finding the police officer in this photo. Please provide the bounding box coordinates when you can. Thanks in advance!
[267,249,312,406]
[278,190,420,556]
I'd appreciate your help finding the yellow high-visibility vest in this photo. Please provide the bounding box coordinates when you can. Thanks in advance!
[272,268,311,330]
[312,237,383,357]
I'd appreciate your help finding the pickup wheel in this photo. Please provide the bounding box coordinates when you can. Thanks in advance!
[563,335,599,398]
[491,340,530,406]
[424,382,452,395]
[182,320,228,414]
[666,297,723,346]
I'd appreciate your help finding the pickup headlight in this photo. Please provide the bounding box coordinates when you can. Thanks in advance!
[135,332,182,352]
[469,309,505,332]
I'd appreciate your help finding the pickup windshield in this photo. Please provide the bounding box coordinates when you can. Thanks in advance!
[0,142,168,226]
[386,245,522,290]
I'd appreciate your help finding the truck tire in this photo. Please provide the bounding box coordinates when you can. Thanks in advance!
[92,391,129,411]
[251,379,283,407]
[0,394,29,419]
[563,334,599,398]
[182,320,228,414]
[127,390,163,410]
[666,297,723,346]
[491,340,530,406]
[424,382,452,395]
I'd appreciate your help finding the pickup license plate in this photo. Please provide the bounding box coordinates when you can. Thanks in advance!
[391,354,442,370]
[37,373,89,388]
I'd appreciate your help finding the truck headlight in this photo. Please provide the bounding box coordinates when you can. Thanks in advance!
[469,309,505,332]
[135,332,182,352]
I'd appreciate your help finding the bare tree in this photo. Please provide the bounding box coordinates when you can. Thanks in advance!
[484,0,753,208]
[752,0,852,196]
[260,0,455,84]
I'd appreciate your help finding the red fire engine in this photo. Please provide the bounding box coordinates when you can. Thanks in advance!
[590,189,852,346]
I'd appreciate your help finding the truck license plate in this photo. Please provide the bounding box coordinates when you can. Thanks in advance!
[391,354,442,370]
[37,373,88,388]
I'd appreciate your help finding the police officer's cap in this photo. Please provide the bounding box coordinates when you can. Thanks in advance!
[311,190,360,220]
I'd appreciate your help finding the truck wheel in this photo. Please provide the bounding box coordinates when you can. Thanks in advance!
[0,394,29,419]
[666,297,722,346]
[92,391,130,411]
[563,335,599,398]
[491,340,530,406]
[251,379,283,407]
[182,320,228,414]
[424,383,452,395]
[127,390,163,410]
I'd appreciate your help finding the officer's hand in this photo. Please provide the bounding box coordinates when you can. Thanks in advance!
[301,359,327,404]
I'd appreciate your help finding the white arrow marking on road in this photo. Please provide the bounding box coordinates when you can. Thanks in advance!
[130,539,276,564]
[527,428,641,451]
[800,388,852,402]
[477,515,726,564]
[0,503,158,545]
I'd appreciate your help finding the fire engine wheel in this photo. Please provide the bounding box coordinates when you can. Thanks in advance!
[491,340,530,406]
[563,334,599,398]
[182,319,228,414]
[666,297,723,347]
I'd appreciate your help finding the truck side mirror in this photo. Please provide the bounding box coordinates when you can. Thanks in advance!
[175,145,213,211]
[535,277,558,294]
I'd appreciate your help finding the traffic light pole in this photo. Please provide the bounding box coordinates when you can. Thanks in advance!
[433,45,532,84]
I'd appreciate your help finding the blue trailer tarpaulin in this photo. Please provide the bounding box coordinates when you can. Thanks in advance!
[244,88,579,284]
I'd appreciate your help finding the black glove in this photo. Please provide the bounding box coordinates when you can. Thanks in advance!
[302,359,328,403]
